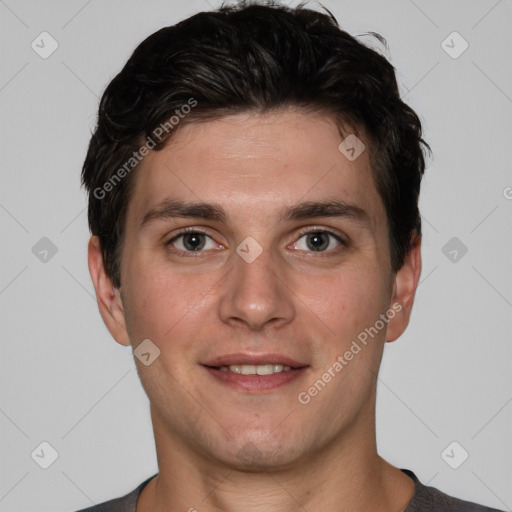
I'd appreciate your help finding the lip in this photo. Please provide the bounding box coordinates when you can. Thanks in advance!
[203,353,307,368]
[201,353,309,393]
[202,365,308,392]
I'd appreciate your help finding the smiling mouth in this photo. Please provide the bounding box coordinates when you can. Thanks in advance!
[202,362,307,392]
[202,354,308,391]
[212,364,293,375]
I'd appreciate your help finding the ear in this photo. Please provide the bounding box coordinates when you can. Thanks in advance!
[88,235,130,346]
[386,233,422,343]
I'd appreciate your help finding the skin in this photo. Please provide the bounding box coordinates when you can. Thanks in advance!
[88,109,422,512]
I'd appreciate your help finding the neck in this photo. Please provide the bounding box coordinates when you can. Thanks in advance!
[137,402,414,512]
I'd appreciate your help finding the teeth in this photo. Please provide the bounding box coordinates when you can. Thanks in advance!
[220,364,293,375]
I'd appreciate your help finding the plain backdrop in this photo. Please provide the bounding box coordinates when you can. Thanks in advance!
[0,0,511,511]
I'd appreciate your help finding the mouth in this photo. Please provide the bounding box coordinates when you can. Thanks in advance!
[216,363,294,375]
[201,354,308,392]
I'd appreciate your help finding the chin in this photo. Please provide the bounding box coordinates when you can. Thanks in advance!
[205,433,306,472]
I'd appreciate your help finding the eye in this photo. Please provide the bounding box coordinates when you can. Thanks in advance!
[291,230,345,253]
[166,229,220,254]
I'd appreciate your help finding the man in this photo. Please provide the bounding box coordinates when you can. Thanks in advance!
[77,1,504,511]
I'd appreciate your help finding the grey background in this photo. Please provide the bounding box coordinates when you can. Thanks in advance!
[0,0,511,510]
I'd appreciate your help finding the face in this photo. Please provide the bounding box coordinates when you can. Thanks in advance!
[89,109,420,471]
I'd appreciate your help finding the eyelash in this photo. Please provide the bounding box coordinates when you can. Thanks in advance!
[165,227,347,257]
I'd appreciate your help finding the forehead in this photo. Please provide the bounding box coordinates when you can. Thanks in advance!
[126,109,384,228]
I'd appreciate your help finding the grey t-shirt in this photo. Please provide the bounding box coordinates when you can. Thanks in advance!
[74,469,504,511]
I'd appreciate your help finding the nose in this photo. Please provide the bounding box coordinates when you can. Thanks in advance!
[217,242,295,331]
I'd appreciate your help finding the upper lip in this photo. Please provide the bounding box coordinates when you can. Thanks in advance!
[203,353,307,368]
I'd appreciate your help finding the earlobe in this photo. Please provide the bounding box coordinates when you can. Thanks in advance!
[386,234,422,343]
[88,236,131,346]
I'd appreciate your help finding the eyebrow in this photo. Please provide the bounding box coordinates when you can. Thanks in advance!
[280,199,369,225]
[141,199,227,227]
[140,198,370,228]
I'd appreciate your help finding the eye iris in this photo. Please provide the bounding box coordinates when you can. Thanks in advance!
[183,233,205,251]
[307,232,328,251]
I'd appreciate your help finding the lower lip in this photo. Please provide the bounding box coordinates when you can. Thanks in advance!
[202,366,307,392]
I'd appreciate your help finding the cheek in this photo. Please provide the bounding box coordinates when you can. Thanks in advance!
[301,263,390,339]
[121,259,190,343]
[122,255,223,352]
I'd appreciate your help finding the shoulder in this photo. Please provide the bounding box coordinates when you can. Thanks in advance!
[73,474,158,512]
[403,469,505,512]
